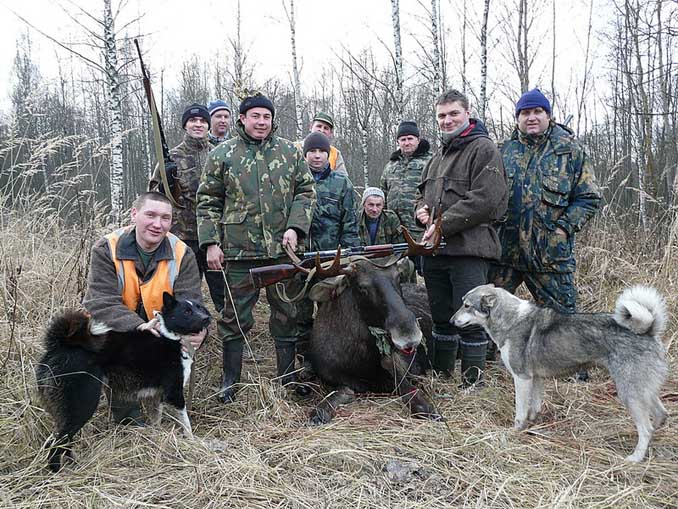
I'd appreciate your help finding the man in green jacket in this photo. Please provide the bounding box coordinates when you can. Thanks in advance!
[416,89,508,387]
[490,88,601,379]
[196,93,315,403]
[358,187,404,246]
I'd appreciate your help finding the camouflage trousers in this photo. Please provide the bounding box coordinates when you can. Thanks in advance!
[488,265,577,314]
[219,259,304,344]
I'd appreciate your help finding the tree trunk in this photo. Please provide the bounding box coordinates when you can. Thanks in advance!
[103,0,124,224]
[284,0,304,140]
[391,0,404,119]
[430,0,442,96]
[479,0,491,122]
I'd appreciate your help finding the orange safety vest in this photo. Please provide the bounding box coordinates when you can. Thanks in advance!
[105,227,187,319]
[329,146,339,170]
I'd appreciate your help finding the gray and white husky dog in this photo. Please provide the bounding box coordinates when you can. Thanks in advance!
[451,284,668,463]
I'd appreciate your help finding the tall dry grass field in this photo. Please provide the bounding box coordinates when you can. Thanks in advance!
[1,200,676,508]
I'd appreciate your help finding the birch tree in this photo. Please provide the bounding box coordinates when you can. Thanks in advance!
[283,0,304,139]
[479,0,491,122]
[391,0,404,118]
[431,0,443,96]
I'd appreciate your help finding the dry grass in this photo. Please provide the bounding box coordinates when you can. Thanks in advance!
[1,208,677,508]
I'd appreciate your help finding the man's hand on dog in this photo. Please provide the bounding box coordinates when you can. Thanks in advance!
[137,318,161,337]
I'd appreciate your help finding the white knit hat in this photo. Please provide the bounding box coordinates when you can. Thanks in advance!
[361,187,385,206]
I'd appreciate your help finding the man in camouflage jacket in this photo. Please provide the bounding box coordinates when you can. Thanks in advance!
[196,93,315,403]
[381,120,432,276]
[380,120,432,238]
[358,188,404,246]
[303,132,360,251]
[490,89,601,377]
[149,103,225,313]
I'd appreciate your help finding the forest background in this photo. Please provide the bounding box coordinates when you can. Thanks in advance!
[0,1,677,507]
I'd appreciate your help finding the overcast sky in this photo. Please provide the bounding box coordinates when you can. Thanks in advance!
[0,0,603,119]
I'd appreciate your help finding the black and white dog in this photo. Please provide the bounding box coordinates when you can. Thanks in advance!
[35,292,211,472]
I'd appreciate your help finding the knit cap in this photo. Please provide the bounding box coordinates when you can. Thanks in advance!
[303,132,331,155]
[397,120,420,139]
[239,94,275,118]
[181,103,210,129]
[361,187,385,206]
[515,88,551,117]
[208,99,231,116]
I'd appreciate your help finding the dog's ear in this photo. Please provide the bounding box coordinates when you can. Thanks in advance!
[162,292,177,310]
[480,293,497,314]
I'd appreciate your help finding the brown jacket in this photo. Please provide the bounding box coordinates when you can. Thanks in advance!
[416,119,508,260]
[82,227,203,331]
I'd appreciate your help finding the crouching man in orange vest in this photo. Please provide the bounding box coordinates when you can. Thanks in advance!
[83,191,207,424]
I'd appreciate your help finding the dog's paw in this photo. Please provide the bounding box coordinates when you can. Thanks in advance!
[624,452,645,463]
[513,420,529,431]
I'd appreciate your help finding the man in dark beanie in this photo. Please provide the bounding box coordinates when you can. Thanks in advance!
[415,90,508,388]
[149,102,224,312]
[381,120,432,279]
[197,92,315,403]
[490,88,601,381]
[207,99,232,147]
[295,132,359,378]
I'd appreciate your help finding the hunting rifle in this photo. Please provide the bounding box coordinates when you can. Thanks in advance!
[134,39,182,208]
[249,220,444,289]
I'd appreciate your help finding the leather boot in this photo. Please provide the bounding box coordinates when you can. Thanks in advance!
[274,339,310,397]
[431,333,459,377]
[220,339,243,404]
[460,338,488,388]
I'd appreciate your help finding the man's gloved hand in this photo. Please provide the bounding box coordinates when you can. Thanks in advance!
[159,161,178,195]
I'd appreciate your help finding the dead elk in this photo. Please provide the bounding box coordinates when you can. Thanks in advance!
[307,257,442,424]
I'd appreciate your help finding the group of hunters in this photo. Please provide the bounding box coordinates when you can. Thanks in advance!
[82,86,601,423]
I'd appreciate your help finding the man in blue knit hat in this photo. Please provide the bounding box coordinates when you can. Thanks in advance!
[207,99,232,146]
[489,88,601,380]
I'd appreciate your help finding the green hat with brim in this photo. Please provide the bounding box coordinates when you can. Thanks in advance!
[312,112,334,129]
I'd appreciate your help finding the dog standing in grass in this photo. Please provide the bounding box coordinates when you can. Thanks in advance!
[35,292,211,472]
[451,284,668,462]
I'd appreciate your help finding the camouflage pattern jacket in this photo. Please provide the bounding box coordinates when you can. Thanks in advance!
[498,122,601,273]
[196,121,315,260]
[208,132,230,147]
[380,139,432,237]
[358,209,405,246]
[415,119,508,260]
[308,165,360,251]
[149,133,211,241]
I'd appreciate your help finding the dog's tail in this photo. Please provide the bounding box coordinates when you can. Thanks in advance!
[614,285,667,338]
[43,310,111,352]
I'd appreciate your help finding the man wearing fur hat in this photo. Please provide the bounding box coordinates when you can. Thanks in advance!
[149,103,224,312]
[196,93,315,403]
[490,88,601,379]
[207,99,232,146]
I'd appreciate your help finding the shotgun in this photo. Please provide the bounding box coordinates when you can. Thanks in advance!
[134,39,182,208]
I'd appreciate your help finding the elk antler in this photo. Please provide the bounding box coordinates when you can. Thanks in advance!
[315,246,344,278]
[403,212,442,256]
[284,243,311,275]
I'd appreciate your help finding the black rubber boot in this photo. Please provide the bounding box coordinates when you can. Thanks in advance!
[431,333,459,377]
[460,339,488,388]
[220,339,243,404]
[274,339,311,397]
